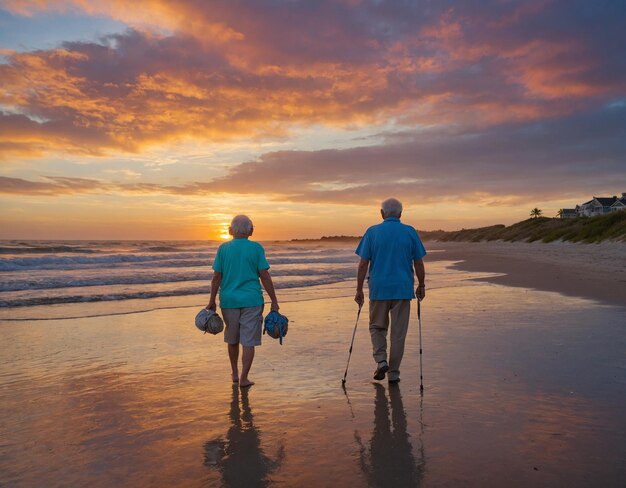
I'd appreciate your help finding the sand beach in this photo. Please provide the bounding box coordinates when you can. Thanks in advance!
[426,240,626,307]
[1,241,625,487]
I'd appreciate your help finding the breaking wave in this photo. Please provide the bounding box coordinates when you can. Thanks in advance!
[0,239,359,309]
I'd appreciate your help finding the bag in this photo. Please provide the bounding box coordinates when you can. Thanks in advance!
[263,310,289,345]
[195,308,224,335]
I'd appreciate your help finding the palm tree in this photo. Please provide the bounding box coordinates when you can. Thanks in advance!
[530,208,542,219]
[556,209,563,218]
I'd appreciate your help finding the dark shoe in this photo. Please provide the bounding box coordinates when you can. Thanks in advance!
[388,377,400,384]
[373,361,389,380]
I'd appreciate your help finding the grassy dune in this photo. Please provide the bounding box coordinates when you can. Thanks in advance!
[292,212,626,244]
[421,211,626,243]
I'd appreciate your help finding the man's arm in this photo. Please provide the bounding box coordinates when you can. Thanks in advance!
[259,268,280,311]
[414,259,426,300]
[207,271,222,310]
[355,258,369,307]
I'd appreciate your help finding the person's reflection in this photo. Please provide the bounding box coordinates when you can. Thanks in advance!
[357,383,425,487]
[203,385,284,487]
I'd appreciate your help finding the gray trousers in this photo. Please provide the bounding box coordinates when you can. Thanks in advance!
[369,299,411,381]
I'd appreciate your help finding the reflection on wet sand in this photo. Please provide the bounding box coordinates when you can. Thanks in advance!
[357,384,425,488]
[204,385,284,487]
[2,278,625,486]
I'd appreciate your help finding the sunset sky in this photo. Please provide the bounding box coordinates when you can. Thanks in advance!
[1,0,625,240]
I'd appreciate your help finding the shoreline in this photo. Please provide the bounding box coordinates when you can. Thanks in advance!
[426,241,626,307]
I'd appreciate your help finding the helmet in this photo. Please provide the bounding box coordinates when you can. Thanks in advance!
[195,308,224,335]
[263,310,289,345]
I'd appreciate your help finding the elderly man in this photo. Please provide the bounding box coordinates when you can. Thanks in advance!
[207,215,279,388]
[354,198,426,384]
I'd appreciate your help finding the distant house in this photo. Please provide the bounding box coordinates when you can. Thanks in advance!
[559,209,578,219]
[577,194,626,217]
[610,193,626,212]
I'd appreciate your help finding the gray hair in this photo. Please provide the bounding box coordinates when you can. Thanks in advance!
[230,215,254,235]
[381,198,403,218]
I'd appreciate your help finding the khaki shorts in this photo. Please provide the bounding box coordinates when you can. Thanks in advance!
[221,305,264,346]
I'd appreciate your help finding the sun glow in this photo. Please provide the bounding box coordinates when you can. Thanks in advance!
[219,223,231,241]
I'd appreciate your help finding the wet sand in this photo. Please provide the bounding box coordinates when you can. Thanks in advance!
[426,240,626,307]
[1,262,625,487]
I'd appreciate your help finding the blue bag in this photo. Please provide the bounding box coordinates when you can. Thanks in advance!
[263,310,289,345]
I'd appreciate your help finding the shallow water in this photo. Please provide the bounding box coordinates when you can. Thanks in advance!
[1,266,625,486]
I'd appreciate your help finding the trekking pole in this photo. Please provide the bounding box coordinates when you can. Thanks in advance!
[341,304,363,385]
[418,299,424,393]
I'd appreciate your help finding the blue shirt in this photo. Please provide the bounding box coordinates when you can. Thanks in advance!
[355,218,427,300]
[212,238,270,308]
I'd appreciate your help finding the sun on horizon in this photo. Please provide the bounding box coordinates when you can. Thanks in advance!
[218,223,231,241]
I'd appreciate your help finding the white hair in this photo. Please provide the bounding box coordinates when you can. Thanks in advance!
[381,198,403,218]
[230,215,254,235]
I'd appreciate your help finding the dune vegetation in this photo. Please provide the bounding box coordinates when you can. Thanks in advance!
[420,211,626,243]
[294,212,626,244]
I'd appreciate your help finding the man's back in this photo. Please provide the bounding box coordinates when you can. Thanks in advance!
[355,217,426,300]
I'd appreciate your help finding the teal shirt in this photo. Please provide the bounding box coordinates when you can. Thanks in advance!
[212,238,270,309]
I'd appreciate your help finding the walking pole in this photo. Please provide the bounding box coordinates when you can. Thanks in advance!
[341,304,363,385]
[418,298,424,393]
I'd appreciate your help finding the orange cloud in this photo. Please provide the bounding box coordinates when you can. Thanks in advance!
[3,100,624,206]
[1,0,624,161]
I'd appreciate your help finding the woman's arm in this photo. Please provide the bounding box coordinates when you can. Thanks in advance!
[259,268,279,311]
[207,271,222,310]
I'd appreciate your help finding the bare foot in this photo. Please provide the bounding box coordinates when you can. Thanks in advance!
[232,372,239,383]
[239,379,255,388]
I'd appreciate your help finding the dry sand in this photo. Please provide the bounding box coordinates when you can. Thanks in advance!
[425,240,626,306]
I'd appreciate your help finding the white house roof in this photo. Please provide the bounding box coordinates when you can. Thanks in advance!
[594,197,618,206]
[578,193,625,208]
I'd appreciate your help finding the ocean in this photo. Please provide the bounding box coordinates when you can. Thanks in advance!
[0,240,360,307]
[0,239,476,321]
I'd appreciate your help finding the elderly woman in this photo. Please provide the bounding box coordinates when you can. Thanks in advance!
[207,215,279,388]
